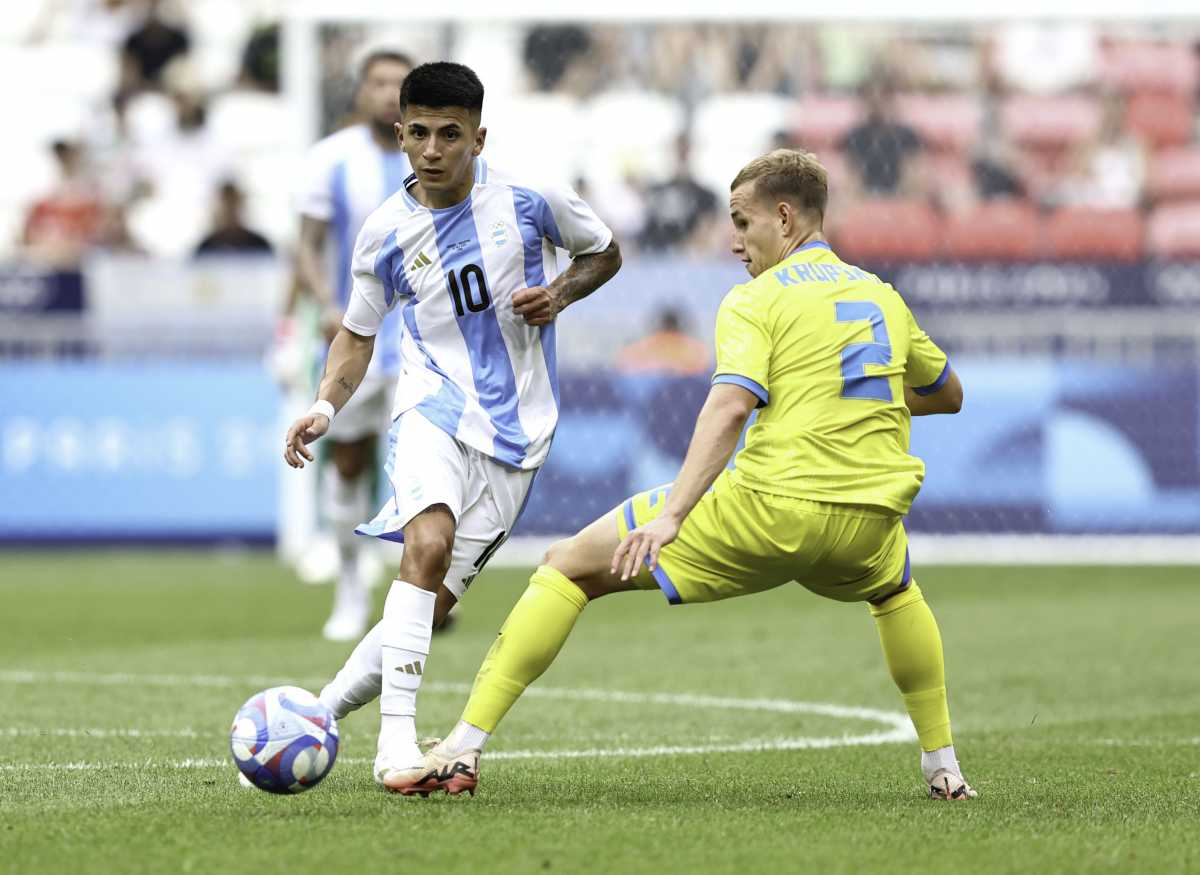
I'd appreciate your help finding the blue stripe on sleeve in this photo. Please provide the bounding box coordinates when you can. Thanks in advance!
[511,187,560,410]
[512,185,563,248]
[331,161,353,307]
[912,361,951,396]
[712,373,769,407]
[430,199,529,466]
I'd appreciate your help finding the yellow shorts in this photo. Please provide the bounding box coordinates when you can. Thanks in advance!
[615,471,911,606]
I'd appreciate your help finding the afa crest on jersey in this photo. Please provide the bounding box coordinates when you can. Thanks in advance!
[490,220,511,249]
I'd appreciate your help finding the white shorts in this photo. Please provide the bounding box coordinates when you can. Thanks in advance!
[326,375,393,442]
[355,410,537,600]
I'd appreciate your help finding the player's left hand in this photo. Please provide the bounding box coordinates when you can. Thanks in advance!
[612,515,681,581]
[512,286,562,326]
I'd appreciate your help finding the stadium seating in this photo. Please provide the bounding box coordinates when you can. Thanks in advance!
[207,91,295,157]
[579,91,684,184]
[1102,42,1200,95]
[1124,93,1194,149]
[481,93,582,185]
[1146,202,1200,258]
[832,199,942,262]
[1001,95,1102,147]
[1148,147,1200,202]
[943,200,1041,261]
[787,95,861,152]
[896,94,981,152]
[1044,207,1145,261]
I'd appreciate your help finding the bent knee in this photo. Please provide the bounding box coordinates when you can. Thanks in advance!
[403,532,454,579]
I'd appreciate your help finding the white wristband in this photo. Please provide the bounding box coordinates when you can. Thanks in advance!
[307,399,335,422]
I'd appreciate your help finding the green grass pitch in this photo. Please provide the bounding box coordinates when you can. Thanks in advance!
[1,551,1198,874]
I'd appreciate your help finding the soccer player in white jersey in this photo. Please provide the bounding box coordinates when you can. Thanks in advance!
[292,50,413,642]
[283,62,622,788]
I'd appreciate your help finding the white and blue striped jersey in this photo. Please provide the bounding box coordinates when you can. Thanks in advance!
[297,124,411,376]
[342,158,613,470]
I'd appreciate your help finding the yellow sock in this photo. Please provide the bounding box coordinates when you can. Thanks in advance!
[461,565,589,733]
[869,581,953,751]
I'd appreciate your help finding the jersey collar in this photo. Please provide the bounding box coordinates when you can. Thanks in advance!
[788,240,831,257]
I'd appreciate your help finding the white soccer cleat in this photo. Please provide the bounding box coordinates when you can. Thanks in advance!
[378,741,479,797]
[321,605,368,642]
[926,768,978,800]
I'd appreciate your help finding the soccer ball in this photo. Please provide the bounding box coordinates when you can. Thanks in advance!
[229,686,339,794]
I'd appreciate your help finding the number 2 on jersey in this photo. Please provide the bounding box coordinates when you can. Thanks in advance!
[447,264,491,317]
[834,301,894,402]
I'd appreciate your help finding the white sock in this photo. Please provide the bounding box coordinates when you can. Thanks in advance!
[921,745,960,781]
[328,471,370,618]
[379,581,436,762]
[443,720,490,755]
[318,620,384,719]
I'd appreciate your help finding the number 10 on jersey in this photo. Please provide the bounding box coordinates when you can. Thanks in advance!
[448,264,491,316]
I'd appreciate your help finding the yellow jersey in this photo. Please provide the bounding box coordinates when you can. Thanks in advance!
[713,240,949,515]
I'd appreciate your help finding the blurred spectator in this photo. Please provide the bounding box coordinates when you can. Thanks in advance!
[29,0,143,48]
[194,182,272,257]
[240,23,280,92]
[524,24,592,92]
[992,22,1099,95]
[1051,94,1146,210]
[971,139,1026,201]
[120,0,190,92]
[616,308,711,376]
[22,140,107,268]
[839,74,924,196]
[639,135,719,252]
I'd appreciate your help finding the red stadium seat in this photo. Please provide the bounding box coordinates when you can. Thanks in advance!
[1148,148,1200,202]
[1002,95,1102,147]
[1146,202,1200,258]
[1124,93,1194,149]
[789,96,862,151]
[943,200,1041,261]
[1044,207,1145,261]
[832,199,942,262]
[1102,42,1200,95]
[896,94,981,152]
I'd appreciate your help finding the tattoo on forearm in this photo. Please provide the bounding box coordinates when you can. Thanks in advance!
[552,241,621,308]
[336,376,355,396]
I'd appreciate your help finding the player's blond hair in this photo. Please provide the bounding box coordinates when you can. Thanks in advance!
[731,149,828,223]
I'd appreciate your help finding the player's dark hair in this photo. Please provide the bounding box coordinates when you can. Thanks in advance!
[399,62,485,116]
[731,149,828,223]
[357,49,414,84]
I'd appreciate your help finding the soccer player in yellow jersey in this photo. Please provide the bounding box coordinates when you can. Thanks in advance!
[388,149,974,801]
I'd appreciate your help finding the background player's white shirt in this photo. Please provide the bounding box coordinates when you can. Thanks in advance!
[297,124,411,376]
[343,158,614,470]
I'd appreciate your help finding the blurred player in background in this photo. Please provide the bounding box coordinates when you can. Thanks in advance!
[291,49,413,642]
[413,149,975,802]
[283,62,622,787]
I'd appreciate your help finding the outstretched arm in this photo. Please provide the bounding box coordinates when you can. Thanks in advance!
[612,383,758,580]
[512,239,622,326]
[905,368,963,416]
[283,326,374,468]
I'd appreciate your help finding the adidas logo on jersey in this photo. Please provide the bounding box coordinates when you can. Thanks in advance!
[410,251,432,271]
[396,660,423,676]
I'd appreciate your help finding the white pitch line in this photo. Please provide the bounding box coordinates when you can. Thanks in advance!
[0,668,916,769]
[1094,737,1200,747]
[0,728,914,773]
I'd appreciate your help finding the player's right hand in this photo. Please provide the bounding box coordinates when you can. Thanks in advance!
[284,414,329,468]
